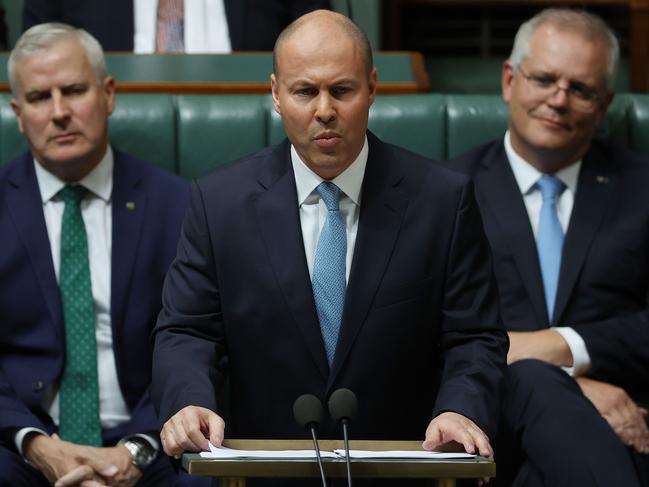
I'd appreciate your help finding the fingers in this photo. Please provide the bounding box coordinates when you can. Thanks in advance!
[422,412,494,461]
[54,465,96,487]
[161,406,225,457]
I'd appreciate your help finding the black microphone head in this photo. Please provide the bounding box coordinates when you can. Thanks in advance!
[293,394,325,430]
[328,388,358,424]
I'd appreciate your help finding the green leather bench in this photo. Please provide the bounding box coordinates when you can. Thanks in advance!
[1,93,648,178]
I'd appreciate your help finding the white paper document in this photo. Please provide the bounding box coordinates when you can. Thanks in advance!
[200,444,477,460]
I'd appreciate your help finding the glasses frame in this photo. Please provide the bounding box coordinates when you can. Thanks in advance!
[516,65,605,113]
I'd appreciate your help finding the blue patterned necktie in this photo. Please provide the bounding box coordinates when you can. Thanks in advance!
[536,175,566,322]
[312,182,347,367]
[57,185,102,446]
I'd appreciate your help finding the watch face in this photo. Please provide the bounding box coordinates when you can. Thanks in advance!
[121,438,156,469]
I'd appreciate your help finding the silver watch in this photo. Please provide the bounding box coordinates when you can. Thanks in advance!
[118,436,157,470]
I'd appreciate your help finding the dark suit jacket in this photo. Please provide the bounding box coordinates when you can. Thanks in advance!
[152,132,508,442]
[23,0,330,52]
[0,149,188,448]
[450,139,649,406]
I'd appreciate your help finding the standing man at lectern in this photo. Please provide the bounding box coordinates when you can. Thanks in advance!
[151,8,508,476]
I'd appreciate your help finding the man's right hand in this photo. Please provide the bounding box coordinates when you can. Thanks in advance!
[160,406,225,457]
[23,433,119,485]
[577,377,649,454]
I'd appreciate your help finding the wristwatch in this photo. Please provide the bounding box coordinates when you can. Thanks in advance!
[118,435,157,470]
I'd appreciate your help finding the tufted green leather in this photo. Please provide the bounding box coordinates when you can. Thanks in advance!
[2,93,649,176]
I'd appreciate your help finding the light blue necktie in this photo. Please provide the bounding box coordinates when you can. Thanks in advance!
[312,182,347,367]
[536,175,565,321]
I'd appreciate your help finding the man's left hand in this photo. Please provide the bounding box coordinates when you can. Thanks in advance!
[507,329,572,366]
[422,412,493,459]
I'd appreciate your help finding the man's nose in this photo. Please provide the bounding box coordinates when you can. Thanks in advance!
[315,93,336,124]
[51,92,71,121]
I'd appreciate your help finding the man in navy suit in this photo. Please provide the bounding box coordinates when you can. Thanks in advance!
[450,8,649,486]
[151,10,508,480]
[0,23,193,486]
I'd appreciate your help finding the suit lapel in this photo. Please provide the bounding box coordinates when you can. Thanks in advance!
[554,147,614,322]
[475,144,549,326]
[329,134,408,386]
[254,142,329,381]
[5,155,64,340]
[111,150,147,334]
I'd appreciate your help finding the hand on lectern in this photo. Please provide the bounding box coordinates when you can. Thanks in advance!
[160,405,225,457]
[422,411,493,460]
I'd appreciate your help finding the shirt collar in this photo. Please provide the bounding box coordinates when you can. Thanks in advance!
[504,130,581,195]
[35,146,114,204]
[291,136,368,206]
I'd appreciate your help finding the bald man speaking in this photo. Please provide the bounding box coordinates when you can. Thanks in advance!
[151,10,508,483]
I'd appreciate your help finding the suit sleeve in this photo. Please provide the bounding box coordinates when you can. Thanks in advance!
[573,314,649,402]
[432,180,509,438]
[151,180,227,427]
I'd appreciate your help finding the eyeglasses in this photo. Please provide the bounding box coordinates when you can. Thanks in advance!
[517,66,604,113]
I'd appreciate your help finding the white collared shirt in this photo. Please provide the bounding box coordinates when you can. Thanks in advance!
[291,137,368,283]
[504,131,591,376]
[134,0,232,53]
[15,147,139,453]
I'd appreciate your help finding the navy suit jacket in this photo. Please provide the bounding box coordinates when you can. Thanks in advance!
[0,149,188,448]
[23,0,330,51]
[450,139,649,406]
[152,132,508,442]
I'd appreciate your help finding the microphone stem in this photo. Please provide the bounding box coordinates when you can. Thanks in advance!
[342,420,353,487]
[310,426,328,487]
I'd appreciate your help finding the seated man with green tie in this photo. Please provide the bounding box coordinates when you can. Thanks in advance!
[449,8,649,486]
[0,23,201,486]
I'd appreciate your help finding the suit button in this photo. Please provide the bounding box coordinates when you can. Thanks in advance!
[32,381,44,392]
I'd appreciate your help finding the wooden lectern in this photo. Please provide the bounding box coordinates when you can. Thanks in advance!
[182,439,495,487]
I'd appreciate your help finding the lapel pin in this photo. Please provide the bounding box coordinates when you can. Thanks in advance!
[126,201,135,210]
[596,176,609,184]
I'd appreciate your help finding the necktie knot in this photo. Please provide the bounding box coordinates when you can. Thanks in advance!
[316,182,341,211]
[59,185,87,207]
[536,175,565,202]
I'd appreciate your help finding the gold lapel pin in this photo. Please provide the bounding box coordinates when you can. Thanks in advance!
[596,176,609,184]
[126,201,135,210]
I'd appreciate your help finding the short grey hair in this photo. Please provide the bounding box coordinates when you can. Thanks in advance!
[509,8,619,91]
[8,22,107,94]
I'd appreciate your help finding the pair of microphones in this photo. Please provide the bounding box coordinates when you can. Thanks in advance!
[293,388,358,487]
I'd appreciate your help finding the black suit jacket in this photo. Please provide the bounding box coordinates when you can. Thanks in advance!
[450,139,649,406]
[23,0,330,51]
[152,132,508,442]
[0,149,188,447]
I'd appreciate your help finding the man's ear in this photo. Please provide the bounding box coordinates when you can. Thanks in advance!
[103,76,116,116]
[368,67,377,107]
[10,98,25,134]
[270,73,281,115]
[502,60,515,104]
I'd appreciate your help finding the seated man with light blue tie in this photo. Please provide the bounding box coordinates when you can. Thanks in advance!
[449,8,649,487]
[0,23,204,486]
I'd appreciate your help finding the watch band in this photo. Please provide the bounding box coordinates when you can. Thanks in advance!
[118,435,157,470]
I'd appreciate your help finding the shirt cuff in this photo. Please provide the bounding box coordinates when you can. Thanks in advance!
[15,428,48,457]
[554,326,591,377]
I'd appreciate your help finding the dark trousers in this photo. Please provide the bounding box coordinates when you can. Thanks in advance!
[497,359,644,487]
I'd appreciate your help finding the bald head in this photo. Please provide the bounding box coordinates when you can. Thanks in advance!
[273,9,373,79]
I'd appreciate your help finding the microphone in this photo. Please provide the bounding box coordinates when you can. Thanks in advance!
[328,388,358,487]
[293,394,328,487]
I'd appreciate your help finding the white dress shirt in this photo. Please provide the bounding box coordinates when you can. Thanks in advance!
[291,137,368,283]
[504,131,591,376]
[134,0,232,53]
[15,148,154,453]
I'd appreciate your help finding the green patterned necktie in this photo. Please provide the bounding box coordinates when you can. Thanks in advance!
[57,185,102,446]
